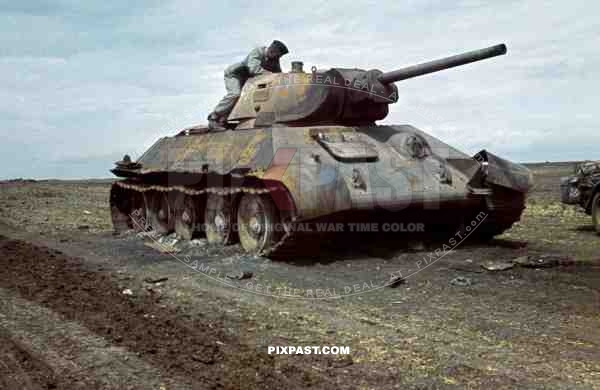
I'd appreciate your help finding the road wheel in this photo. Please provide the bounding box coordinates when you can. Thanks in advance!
[174,193,201,240]
[592,192,600,235]
[205,194,235,245]
[237,194,278,254]
[130,191,148,232]
[144,191,173,235]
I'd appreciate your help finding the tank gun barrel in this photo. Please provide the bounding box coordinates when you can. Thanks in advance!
[377,44,507,84]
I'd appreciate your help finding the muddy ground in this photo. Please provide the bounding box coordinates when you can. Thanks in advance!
[0,163,599,389]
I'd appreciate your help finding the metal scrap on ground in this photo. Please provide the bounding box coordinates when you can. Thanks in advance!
[481,260,515,272]
[512,254,573,268]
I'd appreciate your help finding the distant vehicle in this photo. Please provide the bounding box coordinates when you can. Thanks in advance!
[561,161,600,234]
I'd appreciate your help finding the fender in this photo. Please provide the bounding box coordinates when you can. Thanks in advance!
[475,150,533,193]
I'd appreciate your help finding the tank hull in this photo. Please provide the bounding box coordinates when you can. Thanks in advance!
[110,124,532,255]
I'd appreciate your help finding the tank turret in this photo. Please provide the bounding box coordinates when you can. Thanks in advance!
[228,44,507,128]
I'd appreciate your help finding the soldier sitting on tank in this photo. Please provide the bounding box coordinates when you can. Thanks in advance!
[207,40,289,130]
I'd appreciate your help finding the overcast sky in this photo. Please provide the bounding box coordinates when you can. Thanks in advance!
[1,0,598,179]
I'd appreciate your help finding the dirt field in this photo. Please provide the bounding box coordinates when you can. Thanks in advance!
[0,163,599,389]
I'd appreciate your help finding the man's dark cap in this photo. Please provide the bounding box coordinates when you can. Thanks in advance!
[270,40,289,56]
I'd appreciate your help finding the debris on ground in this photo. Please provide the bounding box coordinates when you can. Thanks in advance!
[188,239,207,248]
[387,275,406,288]
[481,260,515,272]
[158,234,179,247]
[450,276,472,287]
[512,254,573,268]
[136,230,162,239]
[122,288,133,296]
[226,270,253,280]
[448,264,484,274]
[144,241,180,254]
[83,210,92,215]
[223,254,261,268]
[144,285,163,298]
[359,317,378,326]
[144,277,168,284]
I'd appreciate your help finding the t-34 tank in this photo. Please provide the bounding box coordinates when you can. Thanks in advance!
[110,43,533,255]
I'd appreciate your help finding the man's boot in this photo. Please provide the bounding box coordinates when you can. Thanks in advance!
[207,113,227,131]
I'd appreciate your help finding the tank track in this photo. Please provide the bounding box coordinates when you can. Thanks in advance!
[476,185,527,238]
[111,180,293,257]
[112,180,528,256]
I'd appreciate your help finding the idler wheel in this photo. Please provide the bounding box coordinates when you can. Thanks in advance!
[144,191,173,235]
[237,194,278,254]
[110,184,132,233]
[205,194,235,245]
[174,193,201,240]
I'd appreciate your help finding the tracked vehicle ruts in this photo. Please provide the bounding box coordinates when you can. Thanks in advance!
[110,43,533,255]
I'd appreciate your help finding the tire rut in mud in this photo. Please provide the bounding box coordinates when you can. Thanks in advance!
[0,329,60,390]
[0,235,339,389]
